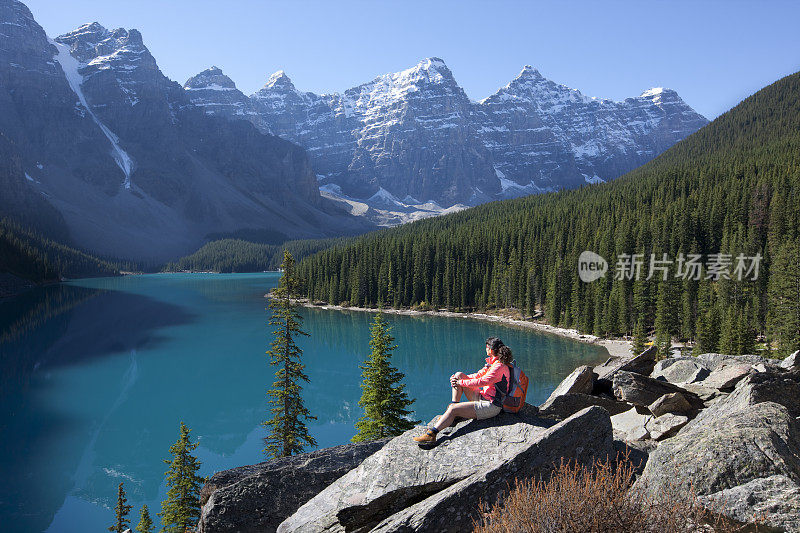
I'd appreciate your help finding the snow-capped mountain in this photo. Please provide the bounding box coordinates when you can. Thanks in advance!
[476,66,708,191]
[184,66,270,133]
[0,0,370,260]
[186,58,708,218]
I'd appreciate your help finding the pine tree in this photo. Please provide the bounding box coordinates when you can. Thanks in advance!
[694,281,721,354]
[263,250,317,458]
[108,482,132,533]
[767,240,800,356]
[135,504,154,533]
[655,328,672,360]
[158,421,204,533]
[632,315,649,355]
[719,308,739,355]
[352,313,419,442]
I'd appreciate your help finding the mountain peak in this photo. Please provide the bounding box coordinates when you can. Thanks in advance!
[419,56,446,69]
[409,56,452,79]
[639,87,681,104]
[1,0,48,41]
[3,0,35,19]
[55,22,151,65]
[262,70,296,91]
[383,56,457,88]
[517,64,543,79]
[59,21,110,42]
[184,66,237,90]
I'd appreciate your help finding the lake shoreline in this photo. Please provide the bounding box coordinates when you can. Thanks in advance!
[271,294,632,359]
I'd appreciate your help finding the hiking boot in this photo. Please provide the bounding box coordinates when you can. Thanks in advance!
[413,428,437,444]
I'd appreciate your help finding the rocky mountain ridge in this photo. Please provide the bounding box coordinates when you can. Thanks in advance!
[0,0,371,261]
[185,59,708,224]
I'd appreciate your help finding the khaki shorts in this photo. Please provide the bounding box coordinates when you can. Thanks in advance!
[472,400,502,420]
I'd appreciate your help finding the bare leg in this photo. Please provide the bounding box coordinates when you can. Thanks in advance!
[434,402,477,432]
[450,372,469,402]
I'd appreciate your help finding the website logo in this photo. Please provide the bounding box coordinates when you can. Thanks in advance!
[578,251,608,283]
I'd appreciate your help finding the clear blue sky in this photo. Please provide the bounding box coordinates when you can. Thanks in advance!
[25,0,800,118]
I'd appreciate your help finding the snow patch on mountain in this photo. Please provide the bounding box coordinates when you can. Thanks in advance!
[321,182,465,226]
[185,84,235,92]
[51,38,134,189]
[368,187,405,208]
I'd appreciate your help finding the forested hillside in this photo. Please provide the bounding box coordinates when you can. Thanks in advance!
[297,71,800,356]
[0,219,118,285]
[164,237,352,273]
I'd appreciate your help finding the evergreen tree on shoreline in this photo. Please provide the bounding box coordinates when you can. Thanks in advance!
[768,239,800,355]
[352,312,419,442]
[632,316,648,355]
[135,504,153,533]
[108,482,132,533]
[158,422,204,533]
[263,250,317,458]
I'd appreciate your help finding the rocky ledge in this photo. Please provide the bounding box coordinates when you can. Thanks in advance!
[197,440,389,533]
[198,348,800,532]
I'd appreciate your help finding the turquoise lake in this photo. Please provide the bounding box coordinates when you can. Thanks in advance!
[0,273,608,532]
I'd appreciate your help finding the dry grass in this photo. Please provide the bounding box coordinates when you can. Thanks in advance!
[472,455,748,533]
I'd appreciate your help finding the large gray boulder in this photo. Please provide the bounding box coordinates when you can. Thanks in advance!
[679,383,723,401]
[644,413,688,440]
[369,407,614,533]
[697,364,752,390]
[538,392,630,420]
[635,369,800,531]
[701,369,800,419]
[594,345,657,383]
[700,475,800,532]
[611,370,703,409]
[278,406,614,533]
[781,350,799,370]
[648,392,693,416]
[197,439,388,533]
[695,353,767,371]
[540,365,594,408]
[651,358,709,384]
[610,407,651,441]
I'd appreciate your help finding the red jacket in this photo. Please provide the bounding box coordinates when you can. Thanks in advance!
[457,356,511,406]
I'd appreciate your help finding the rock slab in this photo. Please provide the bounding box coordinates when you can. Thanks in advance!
[648,392,692,417]
[369,407,614,533]
[644,413,688,440]
[781,350,799,370]
[541,365,594,408]
[538,392,630,421]
[610,407,652,441]
[651,358,709,384]
[278,406,613,533]
[594,345,657,382]
[698,364,752,390]
[700,475,800,532]
[197,439,388,533]
[695,353,766,371]
[612,370,703,409]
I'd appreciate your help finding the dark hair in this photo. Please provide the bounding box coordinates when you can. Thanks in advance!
[496,345,514,365]
[486,337,504,353]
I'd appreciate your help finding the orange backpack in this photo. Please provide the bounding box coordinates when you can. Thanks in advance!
[502,361,529,413]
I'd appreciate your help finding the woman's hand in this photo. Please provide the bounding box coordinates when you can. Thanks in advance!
[450,374,459,387]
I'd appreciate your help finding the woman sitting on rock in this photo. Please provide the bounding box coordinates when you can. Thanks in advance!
[414,337,512,444]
